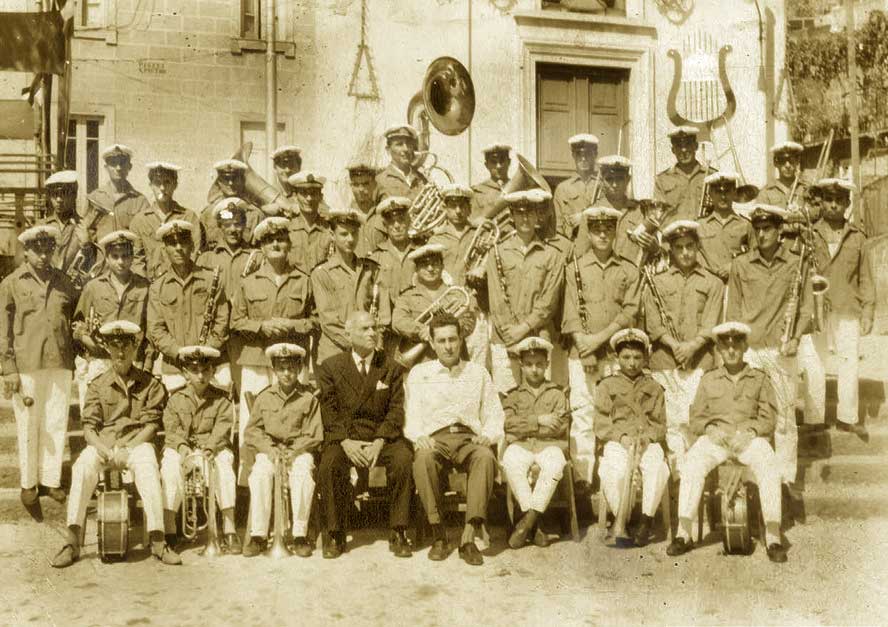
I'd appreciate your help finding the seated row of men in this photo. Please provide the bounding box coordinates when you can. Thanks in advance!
[48,305,788,569]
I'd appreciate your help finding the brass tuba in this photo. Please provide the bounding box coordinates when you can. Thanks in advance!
[479,154,552,222]
[395,286,472,369]
[207,142,296,215]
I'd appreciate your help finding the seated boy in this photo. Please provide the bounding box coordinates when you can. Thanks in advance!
[160,345,240,554]
[242,343,323,558]
[667,321,787,563]
[594,328,670,547]
[501,337,569,550]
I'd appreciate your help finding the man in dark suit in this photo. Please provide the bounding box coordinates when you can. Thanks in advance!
[316,310,414,559]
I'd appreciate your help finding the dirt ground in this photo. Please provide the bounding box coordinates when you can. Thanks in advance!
[2,513,886,627]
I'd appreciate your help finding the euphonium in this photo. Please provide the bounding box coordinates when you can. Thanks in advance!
[463,218,506,277]
[181,450,209,542]
[395,286,471,369]
[811,274,830,333]
[269,448,292,559]
[408,183,447,240]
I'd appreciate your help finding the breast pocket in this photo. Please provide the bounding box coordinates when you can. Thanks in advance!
[244,285,270,316]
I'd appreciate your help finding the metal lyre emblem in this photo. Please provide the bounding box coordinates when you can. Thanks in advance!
[666,32,736,129]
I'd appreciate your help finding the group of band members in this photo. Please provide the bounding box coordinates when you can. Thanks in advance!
[0,122,876,569]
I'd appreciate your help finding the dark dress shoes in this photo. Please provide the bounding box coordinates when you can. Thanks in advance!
[458,542,483,566]
[633,515,652,548]
[225,533,242,555]
[508,513,535,549]
[44,486,67,504]
[666,537,694,556]
[243,537,266,558]
[766,542,788,563]
[532,527,551,548]
[389,530,412,558]
[322,532,344,559]
[427,538,448,561]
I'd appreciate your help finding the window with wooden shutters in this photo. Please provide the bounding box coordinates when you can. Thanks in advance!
[536,64,630,183]
[64,116,104,207]
[241,0,261,39]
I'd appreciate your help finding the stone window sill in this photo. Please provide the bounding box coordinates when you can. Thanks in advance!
[73,27,117,45]
[230,38,296,59]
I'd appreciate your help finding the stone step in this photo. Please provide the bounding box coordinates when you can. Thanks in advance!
[796,484,888,521]
[802,455,888,487]
[799,425,888,459]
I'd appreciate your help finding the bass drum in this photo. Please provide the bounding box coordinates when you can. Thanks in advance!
[720,484,753,555]
[97,490,129,563]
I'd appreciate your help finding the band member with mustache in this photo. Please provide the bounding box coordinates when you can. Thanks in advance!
[654,127,716,223]
[470,143,511,222]
[0,225,77,520]
[375,125,428,201]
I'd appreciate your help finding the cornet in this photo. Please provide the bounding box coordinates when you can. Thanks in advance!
[395,286,471,369]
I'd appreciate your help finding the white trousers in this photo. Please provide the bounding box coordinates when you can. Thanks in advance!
[797,334,825,425]
[465,312,491,369]
[502,444,566,513]
[490,343,521,395]
[161,363,231,395]
[567,357,598,484]
[13,368,72,489]
[238,365,274,444]
[651,368,704,464]
[744,347,799,484]
[66,442,165,533]
[805,315,861,425]
[598,441,670,517]
[160,448,237,513]
[677,435,782,526]
[248,452,315,538]
[74,356,110,413]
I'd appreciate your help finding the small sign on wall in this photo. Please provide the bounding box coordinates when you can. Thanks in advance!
[138,60,166,75]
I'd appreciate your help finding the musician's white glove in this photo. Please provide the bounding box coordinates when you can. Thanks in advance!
[2,373,20,399]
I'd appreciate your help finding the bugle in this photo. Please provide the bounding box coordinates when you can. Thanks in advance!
[395,286,471,368]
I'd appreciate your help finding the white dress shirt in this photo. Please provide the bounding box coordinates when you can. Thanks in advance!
[351,350,374,375]
[404,359,505,443]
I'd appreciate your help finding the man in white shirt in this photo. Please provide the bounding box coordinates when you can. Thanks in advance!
[404,312,504,566]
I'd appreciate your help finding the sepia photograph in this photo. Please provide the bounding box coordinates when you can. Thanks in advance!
[0,0,886,624]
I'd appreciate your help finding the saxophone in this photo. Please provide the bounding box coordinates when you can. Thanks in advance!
[198,267,222,346]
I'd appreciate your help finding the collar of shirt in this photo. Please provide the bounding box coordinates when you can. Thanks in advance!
[110,368,145,395]
[436,221,472,241]
[180,384,223,410]
[375,239,416,258]
[271,382,311,403]
[711,364,756,383]
[94,270,142,290]
[253,258,305,283]
[477,178,503,191]
[701,210,744,226]
[668,162,705,180]
[750,242,792,266]
[432,359,467,376]
[516,380,561,397]
[382,163,421,187]
[324,253,368,274]
[147,200,186,221]
[290,213,327,234]
[352,350,375,371]
[97,180,141,202]
[580,249,622,270]
[161,263,202,287]
[813,220,861,248]
[212,241,249,258]
[18,263,64,288]
[666,263,706,280]
[614,370,649,388]
[502,234,545,255]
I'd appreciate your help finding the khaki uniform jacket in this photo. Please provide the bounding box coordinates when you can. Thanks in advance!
[689,365,777,438]
[502,380,569,445]
[38,212,92,277]
[429,222,477,286]
[82,367,166,448]
[594,372,666,443]
[163,384,233,454]
[147,264,229,373]
[553,174,599,239]
[0,264,77,374]
[288,213,332,272]
[370,240,420,307]
[244,382,323,458]
[196,243,254,302]
[130,201,202,279]
[230,261,315,367]
[86,180,151,239]
[74,271,151,362]
[562,251,638,358]
[643,265,723,371]
[654,163,714,223]
[354,201,388,258]
[697,211,753,278]
[810,221,874,321]
[484,234,563,348]
[310,255,388,362]
[612,200,644,263]
[375,164,427,201]
[470,178,504,222]
[726,243,813,349]
[201,197,263,251]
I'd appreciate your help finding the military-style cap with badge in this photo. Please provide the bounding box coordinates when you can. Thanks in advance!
[568,134,599,148]
[272,145,302,165]
[661,219,700,242]
[177,345,221,369]
[213,197,249,224]
[667,126,700,141]
[609,327,650,353]
[748,203,789,225]
[101,144,133,162]
[156,219,197,244]
[439,183,473,202]
[265,342,306,363]
[213,159,248,175]
[481,143,512,157]
[98,229,137,253]
[327,207,366,228]
[597,155,631,173]
[703,171,739,192]
[287,172,326,189]
[503,188,551,210]
[383,125,419,144]
[712,320,751,340]
[769,141,804,157]
[406,243,446,263]
[515,336,554,358]
[252,216,290,243]
[146,161,181,183]
[98,319,141,344]
[582,206,622,224]
[377,196,411,217]
[18,224,60,248]
[346,160,379,177]
[812,177,857,194]
[44,170,78,188]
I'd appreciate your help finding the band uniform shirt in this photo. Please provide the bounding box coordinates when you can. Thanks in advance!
[316,350,405,443]
[403,359,505,443]
[82,367,167,448]
[470,178,504,222]
[74,271,151,361]
[0,264,77,374]
[230,260,315,367]
[726,242,814,349]
[147,264,229,373]
[86,179,151,238]
[611,199,644,263]
[244,382,323,458]
[375,164,428,201]
[288,213,332,272]
[201,197,263,250]
[354,202,388,258]
[484,235,564,348]
[553,174,599,239]
[310,255,389,358]
[130,201,202,279]
[689,364,777,438]
[644,264,723,371]
[196,243,253,302]
[370,240,420,304]
[562,250,639,359]
[593,372,666,443]
[503,381,569,449]
[756,180,810,210]
[162,384,233,454]
[428,221,477,286]
[654,162,715,223]
[38,212,91,276]
[697,211,754,277]
[810,221,875,320]
[392,283,477,362]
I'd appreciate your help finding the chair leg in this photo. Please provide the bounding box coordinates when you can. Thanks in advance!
[660,479,672,542]
[564,464,580,542]
[597,489,608,539]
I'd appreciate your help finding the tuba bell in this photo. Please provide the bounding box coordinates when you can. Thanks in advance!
[207,142,295,214]
[480,154,552,222]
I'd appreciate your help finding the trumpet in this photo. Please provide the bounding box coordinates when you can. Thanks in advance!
[269,448,292,559]
[395,286,471,368]
[408,183,447,240]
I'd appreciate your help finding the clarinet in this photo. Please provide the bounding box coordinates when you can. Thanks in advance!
[198,267,221,346]
[492,239,514,323]
[571,252,597,371]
